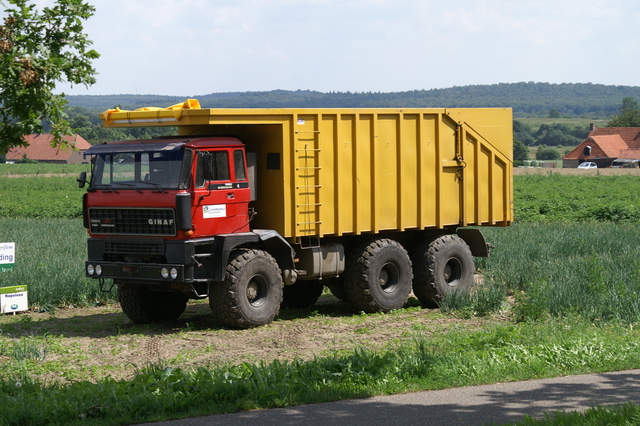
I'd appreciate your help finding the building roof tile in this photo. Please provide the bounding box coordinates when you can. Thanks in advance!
[6,134,92,161]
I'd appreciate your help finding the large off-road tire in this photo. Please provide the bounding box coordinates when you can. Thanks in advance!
[343,239,412,313]
[281,279,324,309]
[209,249,283,329]
[412,234,475,308]
[117,284,188,324]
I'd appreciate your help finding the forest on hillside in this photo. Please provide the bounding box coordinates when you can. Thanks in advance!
[66,82,640,118]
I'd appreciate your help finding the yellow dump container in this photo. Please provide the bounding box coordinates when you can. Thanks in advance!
[101,106,513,242]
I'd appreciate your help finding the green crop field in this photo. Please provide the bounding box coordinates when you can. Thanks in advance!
[0,176,85,218]
[2,166,640,320]
[3,164,640,425]
[0,163,89,177]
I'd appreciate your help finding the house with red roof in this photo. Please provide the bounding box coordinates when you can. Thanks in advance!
[5,134,92,164]
[563,127,640,168]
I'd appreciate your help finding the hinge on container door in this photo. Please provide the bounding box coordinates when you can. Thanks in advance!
[454,123,467,181]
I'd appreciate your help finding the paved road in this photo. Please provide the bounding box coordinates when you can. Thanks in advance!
[141,369,640,425]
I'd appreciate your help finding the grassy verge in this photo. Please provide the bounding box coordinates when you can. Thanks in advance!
[516,402,640,425]
[1,317,639,425]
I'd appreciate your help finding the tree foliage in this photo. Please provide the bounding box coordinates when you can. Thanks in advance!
[607,97,640,127]
[0,0,99,154]
[513,138,529,165]
[535,145,561,161]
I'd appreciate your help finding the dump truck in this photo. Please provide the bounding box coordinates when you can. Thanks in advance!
[79,100,513,328]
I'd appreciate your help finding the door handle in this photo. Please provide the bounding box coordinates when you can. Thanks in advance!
[227,193,235,199]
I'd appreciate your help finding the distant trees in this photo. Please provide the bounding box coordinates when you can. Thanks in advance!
[66,107,174,144]
[534,124,587,147]
[607,97,640,127]
[63,83,640,119]
[513,121,588,147]
[535,145,561,161]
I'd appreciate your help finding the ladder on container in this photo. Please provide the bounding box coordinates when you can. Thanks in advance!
[295,138,322,244]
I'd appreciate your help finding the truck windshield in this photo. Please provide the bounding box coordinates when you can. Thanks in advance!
[90,149,192,190]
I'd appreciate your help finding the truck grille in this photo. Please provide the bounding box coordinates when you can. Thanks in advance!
[89,208,176,236]
[104,241,164,255]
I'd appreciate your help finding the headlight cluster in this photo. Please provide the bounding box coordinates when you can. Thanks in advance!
[161,267,179,280]
[87,264,102,276]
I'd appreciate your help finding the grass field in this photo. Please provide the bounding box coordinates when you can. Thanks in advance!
[2,165,640,425]
[0,176,85,218]
[0,163,89,177]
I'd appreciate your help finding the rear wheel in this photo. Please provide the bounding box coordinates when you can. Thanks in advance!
[117,284,188,324]
[412,234,475,307]
[282,280,324,309]
[344,239,412,313]
[209,249,283,329]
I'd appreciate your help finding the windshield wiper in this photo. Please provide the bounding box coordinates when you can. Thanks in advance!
[136,181,170,193]
[91,183,118,193]
[111,182,143,193]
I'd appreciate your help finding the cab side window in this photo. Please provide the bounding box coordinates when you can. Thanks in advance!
[234,149,246,181]
[196,151,230,188]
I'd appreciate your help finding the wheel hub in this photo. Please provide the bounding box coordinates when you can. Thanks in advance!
[444,257,462,287]
[379,262,399,293]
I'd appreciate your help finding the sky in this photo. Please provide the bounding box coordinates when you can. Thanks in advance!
[20,0,640,96]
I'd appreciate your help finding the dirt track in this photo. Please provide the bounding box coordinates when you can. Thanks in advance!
[0,297,499,383]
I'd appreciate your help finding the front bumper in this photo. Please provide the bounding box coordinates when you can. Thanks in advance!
[85,261,186,282]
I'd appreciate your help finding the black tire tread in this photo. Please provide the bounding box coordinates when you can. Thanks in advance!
[344,239,412,313]
[412,234,474,307]
[209,248,283,329]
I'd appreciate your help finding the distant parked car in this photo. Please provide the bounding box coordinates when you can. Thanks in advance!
[577,162,597,169]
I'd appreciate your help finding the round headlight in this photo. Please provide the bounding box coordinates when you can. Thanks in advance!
[87,264,95,276]
[160,267,169,279]
[170,268,178,280]
[95,265,102,276]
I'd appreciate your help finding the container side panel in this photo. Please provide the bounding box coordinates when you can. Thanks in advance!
[376,115,399,231]
[400,114,419,230]
[479,145,492,224]
[462,129,476,226]
[419,114,439,228]
[337,115,355,234]
[355,115,373,233]
[319,114,337,236]
[439,117,461,226]
[493,155,507,224]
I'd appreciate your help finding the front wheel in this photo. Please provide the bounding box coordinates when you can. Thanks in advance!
[209,249,283,329]
[344,239,412,313]
[412,234,475,307]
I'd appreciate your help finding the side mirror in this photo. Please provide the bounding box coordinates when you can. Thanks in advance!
[77,171,87,188]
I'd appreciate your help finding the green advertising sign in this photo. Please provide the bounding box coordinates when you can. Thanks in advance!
[0,242,15,272]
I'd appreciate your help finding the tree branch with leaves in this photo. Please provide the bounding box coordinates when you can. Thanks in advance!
[0,0,99,154]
